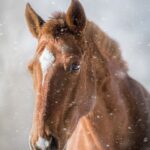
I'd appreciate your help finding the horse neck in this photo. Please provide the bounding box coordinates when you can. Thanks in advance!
[83,22,150,149]
[84,22,133,150]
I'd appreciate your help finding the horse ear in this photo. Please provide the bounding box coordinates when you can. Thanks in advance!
[66,0,86,33]
[25,3,45,38]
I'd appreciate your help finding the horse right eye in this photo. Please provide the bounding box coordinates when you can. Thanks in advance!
[69,63,80,72]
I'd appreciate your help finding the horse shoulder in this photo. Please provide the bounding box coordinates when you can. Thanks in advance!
[122,75,150,148]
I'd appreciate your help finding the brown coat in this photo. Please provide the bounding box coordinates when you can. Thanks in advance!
[25,1,150,150]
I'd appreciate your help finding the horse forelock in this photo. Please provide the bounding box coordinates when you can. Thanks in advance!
[51,11,66,20]
[41,11,86,40]
[41,12,68,39]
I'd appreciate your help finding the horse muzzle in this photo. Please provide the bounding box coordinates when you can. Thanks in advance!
[29,135,58,150]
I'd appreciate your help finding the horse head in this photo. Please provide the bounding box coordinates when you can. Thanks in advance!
[25,1,97,149]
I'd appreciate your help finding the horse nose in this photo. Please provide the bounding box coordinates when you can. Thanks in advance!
[29,135,58,150]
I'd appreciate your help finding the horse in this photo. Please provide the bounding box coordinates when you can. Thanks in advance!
[25,0,150,150]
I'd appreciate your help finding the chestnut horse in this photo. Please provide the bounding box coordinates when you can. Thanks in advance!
[25,0,150,150]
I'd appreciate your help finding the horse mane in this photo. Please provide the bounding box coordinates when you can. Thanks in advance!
[84,22,128,72]
[42,11,128,72]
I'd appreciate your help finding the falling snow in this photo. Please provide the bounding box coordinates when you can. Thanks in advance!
[114,71,126,79]
[143,137,149,143]
[128,126,132,130]
[1,0,150,150]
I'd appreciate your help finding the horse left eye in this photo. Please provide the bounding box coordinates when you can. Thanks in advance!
[70,63,80,72]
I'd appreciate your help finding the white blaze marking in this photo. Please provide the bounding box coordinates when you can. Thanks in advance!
[39,48,55,85]
[114,70,126,79]
[36,137,50,150]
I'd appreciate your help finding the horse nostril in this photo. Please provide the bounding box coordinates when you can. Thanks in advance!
[35,137,50,150]
[31,136,58,150]
[50,136,58,150]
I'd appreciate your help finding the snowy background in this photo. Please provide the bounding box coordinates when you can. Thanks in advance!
[0,0,150,149]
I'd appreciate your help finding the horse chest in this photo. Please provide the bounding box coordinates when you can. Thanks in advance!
[66,117,103,150]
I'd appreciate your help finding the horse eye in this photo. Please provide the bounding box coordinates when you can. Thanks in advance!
[70,63,80,72]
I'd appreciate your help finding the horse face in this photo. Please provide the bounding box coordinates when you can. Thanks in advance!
[26,1,96,149]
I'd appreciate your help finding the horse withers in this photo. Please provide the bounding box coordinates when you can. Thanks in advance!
[25,0,150,150]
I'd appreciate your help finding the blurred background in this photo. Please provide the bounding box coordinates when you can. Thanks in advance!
[0,0,150,149]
